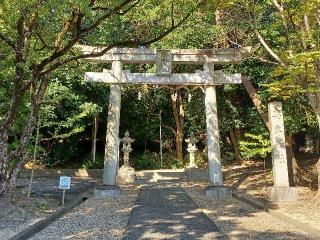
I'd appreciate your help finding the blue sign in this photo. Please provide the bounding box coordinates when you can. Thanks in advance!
[59,176,71,189]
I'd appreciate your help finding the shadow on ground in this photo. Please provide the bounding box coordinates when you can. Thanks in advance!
[122,181,314,240]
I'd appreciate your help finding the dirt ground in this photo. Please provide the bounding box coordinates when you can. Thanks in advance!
[222,155,320,232]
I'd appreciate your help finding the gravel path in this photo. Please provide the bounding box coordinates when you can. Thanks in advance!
[30,185,138,240]
[123,181,225,240]
[275,187,320,231]
[0,177,98,240]
[10,178,318,239]
[183,183,316,240]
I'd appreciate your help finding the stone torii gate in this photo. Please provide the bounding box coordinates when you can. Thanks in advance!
[81,46,243,197]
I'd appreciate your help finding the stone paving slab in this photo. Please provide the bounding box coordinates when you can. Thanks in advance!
[123,181,226,240]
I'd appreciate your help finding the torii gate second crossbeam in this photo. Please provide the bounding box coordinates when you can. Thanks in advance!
[81,46,243,198]
[85,70,241,85]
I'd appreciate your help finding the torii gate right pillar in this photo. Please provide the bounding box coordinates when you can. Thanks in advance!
[205,85,223,185]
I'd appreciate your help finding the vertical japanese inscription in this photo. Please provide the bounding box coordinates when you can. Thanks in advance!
[268,102,289,187]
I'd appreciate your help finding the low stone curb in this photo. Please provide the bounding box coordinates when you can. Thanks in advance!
[20,168,210,182]
[20,169,103,179]
[9,188,94,240]
[232,191,320,238]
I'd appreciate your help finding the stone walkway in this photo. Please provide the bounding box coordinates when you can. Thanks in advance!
[123,181,225,240]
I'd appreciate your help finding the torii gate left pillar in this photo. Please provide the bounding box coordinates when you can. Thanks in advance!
[94,60,123,197]
[103,61,122,185]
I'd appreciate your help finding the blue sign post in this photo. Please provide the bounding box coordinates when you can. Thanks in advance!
[59,176,71,206]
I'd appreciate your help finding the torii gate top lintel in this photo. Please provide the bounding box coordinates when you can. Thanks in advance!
[79,45,244,64]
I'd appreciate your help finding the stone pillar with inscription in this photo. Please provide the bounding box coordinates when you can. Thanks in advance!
[267,102,297,203]
[203,62,231,198]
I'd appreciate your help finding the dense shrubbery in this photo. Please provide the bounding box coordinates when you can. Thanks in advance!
[239,133,272,159]
[81,154,104,169]
[133,151,183,170]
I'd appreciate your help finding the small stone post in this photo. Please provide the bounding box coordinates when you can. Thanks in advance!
[204,63,231,198]
[185,131,198,168]
[267,102,297,203]
[118,130,135,183]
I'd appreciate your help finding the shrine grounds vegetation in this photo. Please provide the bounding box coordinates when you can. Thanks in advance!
[0,0,320,207]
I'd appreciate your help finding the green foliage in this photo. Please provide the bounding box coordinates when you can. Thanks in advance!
[220,141,236,164]
[43,136,83,166]
[240,133,271,159]
[30,69,105,165]
[133,151,183,170]
[194,151,207,168]
[133,152,162,170]
[81,154,104,169]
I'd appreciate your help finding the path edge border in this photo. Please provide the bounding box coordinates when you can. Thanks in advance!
[9,188,95,240]
[232,191,320,238]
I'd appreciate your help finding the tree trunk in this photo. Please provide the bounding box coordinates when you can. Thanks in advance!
[171,90,184,162]
[176,131,183,162]
[286,133,299,186]
[309,59,320,134]
[0,191,13,218]
[0,75,49,201]
[242,76,270,131]
[316,108,320,134]
[306,91,320,134]
[316,138,320,155]
[316,160,320,207]
[0,153,23,219]
[0,130,10,193]
[230,129,241,162]
[144,138,147,153]
[27,123,40,199]
[91,115,98,162]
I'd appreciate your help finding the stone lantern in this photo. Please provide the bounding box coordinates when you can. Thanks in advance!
[121,130,135,167]
[118,130,135,183]
[185,131,198,168]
